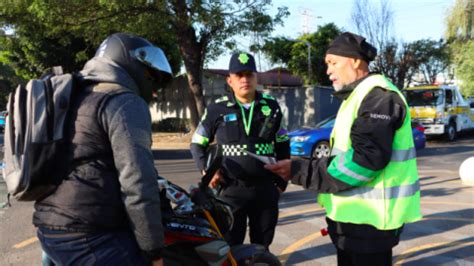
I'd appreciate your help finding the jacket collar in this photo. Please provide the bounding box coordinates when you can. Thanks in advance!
[227,91,265,107]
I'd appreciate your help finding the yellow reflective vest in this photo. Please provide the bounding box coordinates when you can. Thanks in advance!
[318,74,422,230]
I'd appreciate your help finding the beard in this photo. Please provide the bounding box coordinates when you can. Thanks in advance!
[333,84,344,91]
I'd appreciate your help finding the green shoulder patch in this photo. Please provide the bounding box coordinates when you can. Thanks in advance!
[262,94,275,100]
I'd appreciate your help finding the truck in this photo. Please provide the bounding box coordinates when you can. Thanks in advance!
[403,85,474,141]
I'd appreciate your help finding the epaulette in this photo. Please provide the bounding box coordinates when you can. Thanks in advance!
[215,96,229,103]
[262,93,276,101]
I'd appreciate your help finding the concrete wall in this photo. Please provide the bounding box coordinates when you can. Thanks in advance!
[263,86,341,131]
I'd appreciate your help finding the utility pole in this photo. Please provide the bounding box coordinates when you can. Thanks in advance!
[300,8,311,34]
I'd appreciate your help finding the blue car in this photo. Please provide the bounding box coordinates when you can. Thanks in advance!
[0,111,6,132]
[289,116,426,158]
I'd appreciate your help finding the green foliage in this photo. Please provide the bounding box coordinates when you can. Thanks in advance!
[445,0,471,40]
[261,36,295,65]
[262,23,341,86]
[0,0,182,85]
[455,40,474,96]
[413,39,451,84]
[444,0,474,96]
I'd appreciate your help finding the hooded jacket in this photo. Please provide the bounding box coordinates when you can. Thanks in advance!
[33,57,164,259]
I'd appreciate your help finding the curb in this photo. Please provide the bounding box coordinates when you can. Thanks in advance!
[152,142,190,150]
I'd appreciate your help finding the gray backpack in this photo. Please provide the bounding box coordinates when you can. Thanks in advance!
[3,67,75,201]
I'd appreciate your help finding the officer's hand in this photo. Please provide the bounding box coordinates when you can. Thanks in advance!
[209,169,223,188]
[265,159,292,181]
[152,258,164,266]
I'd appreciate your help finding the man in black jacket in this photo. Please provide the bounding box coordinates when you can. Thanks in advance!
[266,32,421,266]
[190,52,290,250]
[34,33,172,266]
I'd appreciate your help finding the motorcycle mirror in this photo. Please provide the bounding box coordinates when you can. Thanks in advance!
[201,144,223,189]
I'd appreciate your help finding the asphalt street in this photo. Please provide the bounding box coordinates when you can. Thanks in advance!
[0,132,473,265]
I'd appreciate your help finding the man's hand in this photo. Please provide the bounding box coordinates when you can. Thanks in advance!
[209,169,223,188]
[265,159,292,181]
[152,258,163,266]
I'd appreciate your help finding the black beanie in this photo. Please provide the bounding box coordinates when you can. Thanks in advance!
[326,32,377,63]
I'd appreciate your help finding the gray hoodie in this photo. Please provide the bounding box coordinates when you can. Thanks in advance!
[81,57,164,258]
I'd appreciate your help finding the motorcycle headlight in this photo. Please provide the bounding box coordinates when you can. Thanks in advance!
[291,136,310,142]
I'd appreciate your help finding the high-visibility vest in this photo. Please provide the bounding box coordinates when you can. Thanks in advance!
[318,74,422,230]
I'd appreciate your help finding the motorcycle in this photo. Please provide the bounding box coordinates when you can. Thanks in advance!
[159,145,282,266]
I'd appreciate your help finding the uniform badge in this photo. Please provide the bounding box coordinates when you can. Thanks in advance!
[224,113,238,122]
[261,106,271,116]
[238,53,250,64]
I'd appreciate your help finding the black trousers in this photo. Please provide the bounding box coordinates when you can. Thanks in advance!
[220,183,280,249]
[337,248,392,266]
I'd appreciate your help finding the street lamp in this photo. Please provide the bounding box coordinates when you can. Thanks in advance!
[304,41,312,85]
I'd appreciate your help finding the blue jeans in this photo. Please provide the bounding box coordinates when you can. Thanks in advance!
[37,227,148,266]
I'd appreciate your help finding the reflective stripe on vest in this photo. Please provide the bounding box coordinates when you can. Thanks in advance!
[333,147,417,162]
[391,147,416,161]
[336,180,420,199]
[336,153,371,182]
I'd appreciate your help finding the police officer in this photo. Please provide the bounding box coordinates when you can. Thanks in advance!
[190,52,290,249]
[266,32,422,266]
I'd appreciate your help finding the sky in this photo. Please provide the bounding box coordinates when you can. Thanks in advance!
[206,0,454,71]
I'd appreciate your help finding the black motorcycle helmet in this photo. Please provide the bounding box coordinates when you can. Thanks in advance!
[95,32,173,102]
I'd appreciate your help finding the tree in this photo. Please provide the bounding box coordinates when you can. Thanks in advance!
[414,39,451,85]
[261,36,295,66]
[455,41,474,96]
[445,0,473,40]
[0,1,182,79]
[376,41,420,89]
[350,0,451,89]
[0,1,288,129]
[262,23,341,86]
[351,0,394,72]
[445,0,474,96]
[0,50,25,109]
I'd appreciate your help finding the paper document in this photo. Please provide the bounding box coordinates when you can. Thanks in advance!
[237,148,277,165]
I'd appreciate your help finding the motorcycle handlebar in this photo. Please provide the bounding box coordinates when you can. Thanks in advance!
[200,145,223,190]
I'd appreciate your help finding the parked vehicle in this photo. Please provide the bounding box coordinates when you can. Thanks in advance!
[0,111,7,132]
[159,146,281,266]
[403,85,474,141]
[289,115,426,158]
[289,116,334,159]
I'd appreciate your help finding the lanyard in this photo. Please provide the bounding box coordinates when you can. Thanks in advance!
[237,101,255,136]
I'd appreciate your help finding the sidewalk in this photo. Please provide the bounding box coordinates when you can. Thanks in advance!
[152,132,191,150]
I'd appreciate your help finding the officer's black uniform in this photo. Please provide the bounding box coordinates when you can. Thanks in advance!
[190,53,290,249]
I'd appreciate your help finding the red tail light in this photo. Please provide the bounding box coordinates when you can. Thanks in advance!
[416,126,425,133]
